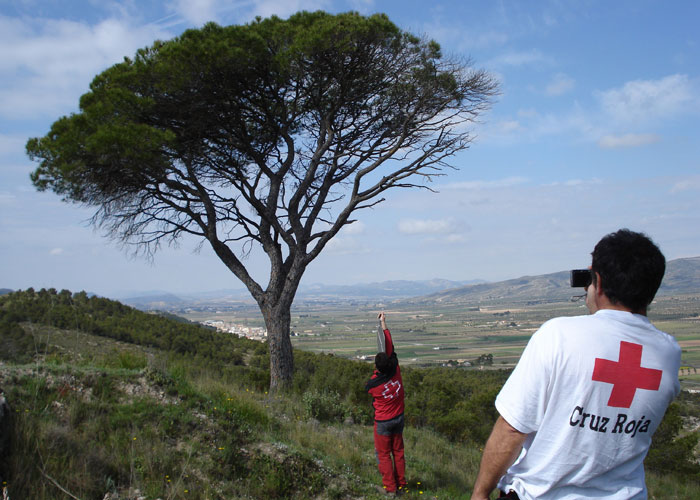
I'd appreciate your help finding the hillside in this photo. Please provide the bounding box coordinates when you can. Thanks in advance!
[0,289,506,499]
[1,289,699,499]
[409,256,700,306]
[659,256,700,295]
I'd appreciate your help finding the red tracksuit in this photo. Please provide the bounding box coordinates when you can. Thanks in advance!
[365,328,406,493]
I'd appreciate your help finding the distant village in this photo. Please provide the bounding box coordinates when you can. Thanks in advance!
[199,318,345,343]
[201,319,491,368]
[201,320,267,341]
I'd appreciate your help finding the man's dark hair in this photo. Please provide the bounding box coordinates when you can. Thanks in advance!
[375,352,397,375]
[591,229,665,312]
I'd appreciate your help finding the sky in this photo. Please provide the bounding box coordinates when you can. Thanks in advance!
[1,0,699,298]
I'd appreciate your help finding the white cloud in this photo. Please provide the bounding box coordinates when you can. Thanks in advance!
[670,176,700,193]
[49,248,64,256]
[324,236,369,255]
[348,0,375,11]
[545,178,603,187]
[565,178,602,187]
[445,233,467,243]
[484,74,698,147]
[396,217,470,246]
[498,120,521,133]
[0,134,25,156]
[597,74,697,125]
[489,49,550,68]
[479,104,596,145]
[422,21,509,52]
[545,73,575,96]
[398,218,458,235]
[250,0,330,19]
[311,217,366,254]
[342,220,366,235]
[0,192,16,205]
[598,133,660,149]
[517,108,539,119]
[168,0,219,26]
[443,177,528,190]
[0,15,171,120]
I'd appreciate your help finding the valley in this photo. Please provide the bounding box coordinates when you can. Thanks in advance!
[178,293,700,390]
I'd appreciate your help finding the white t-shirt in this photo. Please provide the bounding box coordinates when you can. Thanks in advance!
[496,309,681,500]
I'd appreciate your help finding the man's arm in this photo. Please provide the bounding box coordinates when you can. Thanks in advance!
[471,416,528,500]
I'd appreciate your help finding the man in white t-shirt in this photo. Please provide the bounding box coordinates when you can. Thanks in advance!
[471,229,681,500]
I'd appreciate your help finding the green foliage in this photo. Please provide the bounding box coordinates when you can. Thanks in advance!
[403,367,507,444]
[2,287,699,498]
[5,374,129,498]
[107,349,148,370]
[290,350,507,439]
[0,317,36,363]
[647,402,700,476]
[292,350,373,423]
[0,288,255,365]
[3,360,272,498]
[674,389,700,418]
[475,353,494,366]
[302,389,345,422]
[249,452,326,499]
[26,11,493,211]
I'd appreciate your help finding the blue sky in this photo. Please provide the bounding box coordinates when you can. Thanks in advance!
[1,0,699,297]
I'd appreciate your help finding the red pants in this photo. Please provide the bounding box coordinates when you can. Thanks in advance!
[374,420,406,492]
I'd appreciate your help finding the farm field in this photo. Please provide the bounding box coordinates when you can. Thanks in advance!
[180,294,700,388]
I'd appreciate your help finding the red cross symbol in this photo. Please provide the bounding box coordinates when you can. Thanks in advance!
[592,341,662,408]
[382,380,401,400]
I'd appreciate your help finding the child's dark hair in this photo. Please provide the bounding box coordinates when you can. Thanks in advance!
[375,352,397,375]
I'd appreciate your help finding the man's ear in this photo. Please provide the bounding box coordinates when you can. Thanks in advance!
[593,272,603,296]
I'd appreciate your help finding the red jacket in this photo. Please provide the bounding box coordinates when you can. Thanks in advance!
[365,328,405,421]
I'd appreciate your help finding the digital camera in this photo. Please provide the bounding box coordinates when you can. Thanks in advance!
[570,269,592,288]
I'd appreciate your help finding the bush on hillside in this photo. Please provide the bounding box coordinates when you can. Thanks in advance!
[403,367,508,444]
[647,402,700,476]
[0,319,36,364]
[302,389,345,422]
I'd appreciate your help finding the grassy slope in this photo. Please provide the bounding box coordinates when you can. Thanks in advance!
[2,326,482,499]
[2,296,699,499]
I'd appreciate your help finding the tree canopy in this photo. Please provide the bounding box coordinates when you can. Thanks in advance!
[27,11,498,389]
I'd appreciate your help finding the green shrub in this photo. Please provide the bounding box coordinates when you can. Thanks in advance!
[247,451,326,499]
[115,350,148,370]
[646,402,700,476]
[85,373,117,402]
[0,320,35,364]
[302,389,345,422]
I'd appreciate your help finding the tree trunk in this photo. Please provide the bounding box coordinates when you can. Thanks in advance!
[263,306,294,391]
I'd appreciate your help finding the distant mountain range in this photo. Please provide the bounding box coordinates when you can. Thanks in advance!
[4,257,698,310]
[409,256,700,306]
[296,278,485,299]
[118,279,483,309]
[116,256,700,310]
